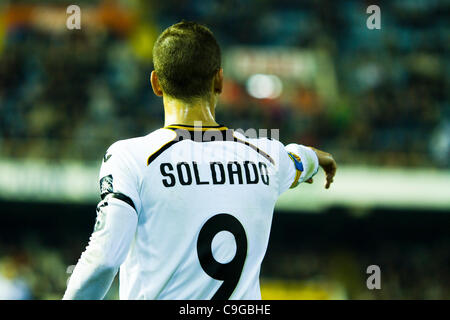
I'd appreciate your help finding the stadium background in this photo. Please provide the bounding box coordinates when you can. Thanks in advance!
[0,0,449,299]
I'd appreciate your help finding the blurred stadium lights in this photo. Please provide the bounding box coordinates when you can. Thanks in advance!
[223,47,338,104]
[246,74,283,99]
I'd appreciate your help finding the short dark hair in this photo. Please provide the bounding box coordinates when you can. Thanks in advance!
[152,21,221,101]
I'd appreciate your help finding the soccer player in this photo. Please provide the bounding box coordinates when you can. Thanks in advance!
[63,21,336,300]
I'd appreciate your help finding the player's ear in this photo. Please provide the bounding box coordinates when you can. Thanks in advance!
[151,71,163,97]
[213,68,223,94]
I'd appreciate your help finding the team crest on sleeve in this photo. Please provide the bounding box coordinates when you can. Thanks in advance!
[288,152,304,172]
[100,174,114,199]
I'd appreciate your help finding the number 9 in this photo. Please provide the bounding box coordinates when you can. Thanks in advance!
[197,213,248,300]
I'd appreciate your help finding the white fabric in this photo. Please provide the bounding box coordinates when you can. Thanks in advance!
[63,198,137,300]
[63,128,319,300]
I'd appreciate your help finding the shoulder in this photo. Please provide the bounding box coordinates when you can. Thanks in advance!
[232,131,286,166]
[105,128,177,167]
[232,130,283,148]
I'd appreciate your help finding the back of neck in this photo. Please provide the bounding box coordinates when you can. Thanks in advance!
[163,95,219,127]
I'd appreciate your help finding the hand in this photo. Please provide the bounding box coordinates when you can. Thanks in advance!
[309,147,337,189]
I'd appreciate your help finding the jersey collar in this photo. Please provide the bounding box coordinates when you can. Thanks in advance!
[164,124,228,131]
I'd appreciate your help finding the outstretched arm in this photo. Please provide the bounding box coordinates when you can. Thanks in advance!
[278,142,337,194]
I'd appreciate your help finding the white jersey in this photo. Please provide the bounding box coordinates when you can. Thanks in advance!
[63,124,319,300]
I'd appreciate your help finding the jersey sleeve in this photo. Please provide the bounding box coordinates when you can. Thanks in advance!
[63,141,140,300]
[63,198,137,300]
[277,142,319,195]
[98,141,141,214]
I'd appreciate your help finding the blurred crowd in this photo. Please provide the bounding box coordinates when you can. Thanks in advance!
[0,0,448,166]
[262,244,450,299]
[1,0,448,301]
[1,239,448,299]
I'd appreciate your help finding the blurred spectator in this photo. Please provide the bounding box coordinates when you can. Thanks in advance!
[0,257,32,300]
[0,236,448,299]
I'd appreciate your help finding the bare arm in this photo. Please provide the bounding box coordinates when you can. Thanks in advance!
[307,147,337,189]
